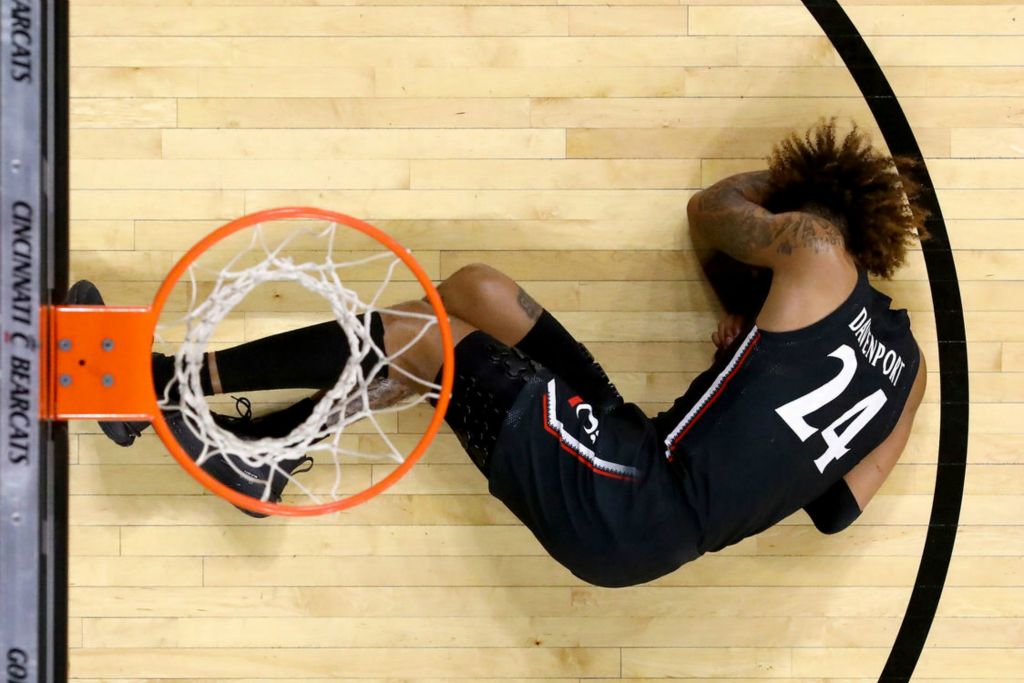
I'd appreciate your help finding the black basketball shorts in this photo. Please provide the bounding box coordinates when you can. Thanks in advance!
[444,331,702,587]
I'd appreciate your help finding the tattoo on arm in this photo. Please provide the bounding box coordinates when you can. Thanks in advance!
[690,172,777,262]
[689,171,843,264]
[516,286,543,321]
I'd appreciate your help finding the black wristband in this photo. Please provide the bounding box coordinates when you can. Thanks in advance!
[804,477,863,535]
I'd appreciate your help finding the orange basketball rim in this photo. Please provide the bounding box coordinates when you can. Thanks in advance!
[39,207,456,516]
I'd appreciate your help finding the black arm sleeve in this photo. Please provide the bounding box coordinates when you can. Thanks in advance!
[804,478,863,535]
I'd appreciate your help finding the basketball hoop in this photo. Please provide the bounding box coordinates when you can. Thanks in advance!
[44,207,455,516]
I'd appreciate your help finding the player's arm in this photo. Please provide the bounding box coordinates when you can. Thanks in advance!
[805,349,927,534]
[687,171,842,270]
[844,348,927,510]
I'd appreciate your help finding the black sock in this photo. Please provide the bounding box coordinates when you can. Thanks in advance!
[515,311,622,412]
[153,314,385,396]
[151,353,210,400]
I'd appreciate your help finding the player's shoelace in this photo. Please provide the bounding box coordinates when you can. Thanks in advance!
[219,397,315,502]
[215,396,254,431]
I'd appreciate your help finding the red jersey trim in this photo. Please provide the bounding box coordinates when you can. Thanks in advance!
[664,327,761,460]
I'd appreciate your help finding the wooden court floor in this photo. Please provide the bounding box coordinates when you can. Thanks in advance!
[66,0,1022,680]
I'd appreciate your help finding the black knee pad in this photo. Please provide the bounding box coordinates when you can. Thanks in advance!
[439,332,545,475]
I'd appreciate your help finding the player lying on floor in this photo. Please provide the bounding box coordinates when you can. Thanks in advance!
[85,120,927,587]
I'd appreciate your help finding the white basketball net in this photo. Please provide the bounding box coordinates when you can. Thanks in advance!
[155,219,444,508]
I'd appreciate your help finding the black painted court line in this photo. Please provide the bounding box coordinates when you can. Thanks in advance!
[50,0,71,678]
[800,2,970,681]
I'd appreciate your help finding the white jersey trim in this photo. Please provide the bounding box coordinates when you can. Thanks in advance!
[545,379,640,480]
[663,325,760,458]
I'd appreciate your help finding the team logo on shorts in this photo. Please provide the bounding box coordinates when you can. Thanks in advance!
[542,379,639,481]
[568,395,600,444]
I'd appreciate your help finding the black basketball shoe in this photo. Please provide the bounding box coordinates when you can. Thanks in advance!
[212,395,321,439]
[163,401,313,518]
[177,396,317,518]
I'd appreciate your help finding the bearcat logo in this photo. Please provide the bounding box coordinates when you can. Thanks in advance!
[567,395,600,444]
[542,379,639,481]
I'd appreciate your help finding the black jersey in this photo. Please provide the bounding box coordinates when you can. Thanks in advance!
[657,269,920,554]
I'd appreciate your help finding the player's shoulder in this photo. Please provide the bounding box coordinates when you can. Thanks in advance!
[757,239,860,335]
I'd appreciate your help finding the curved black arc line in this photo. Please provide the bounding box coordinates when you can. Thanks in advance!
[800,3,970,681]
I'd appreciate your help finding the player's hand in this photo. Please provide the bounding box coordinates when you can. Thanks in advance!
[712,314,745,350]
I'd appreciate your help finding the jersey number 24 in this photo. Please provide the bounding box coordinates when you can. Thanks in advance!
[775,345,888,473]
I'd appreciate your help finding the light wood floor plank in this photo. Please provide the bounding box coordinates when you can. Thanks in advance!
[65,1,1020,680]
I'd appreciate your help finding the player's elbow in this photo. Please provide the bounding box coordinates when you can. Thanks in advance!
[811,513,857,536]
[686,191,702,224]
[687,191,701,219]
[687,192,710,242]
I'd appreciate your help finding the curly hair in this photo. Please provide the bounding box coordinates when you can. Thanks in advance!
[765,119,928,279]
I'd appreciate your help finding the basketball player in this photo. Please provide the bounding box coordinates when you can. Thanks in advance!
[92,120,927,585]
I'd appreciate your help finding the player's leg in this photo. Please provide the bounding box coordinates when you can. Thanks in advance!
[435,263,622,414]
[149,262,618,409]
[81,274,473,448]
[90,262,603,467]
[201,302,472,475]
[379,300,476,391]
[194,264,554,397]
[180,301,475,398]
[433,263,539,346]
[150,316,385,398]
[144,305,451,400]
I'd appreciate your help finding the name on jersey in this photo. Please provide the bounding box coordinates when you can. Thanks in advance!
[848,308,906,386]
